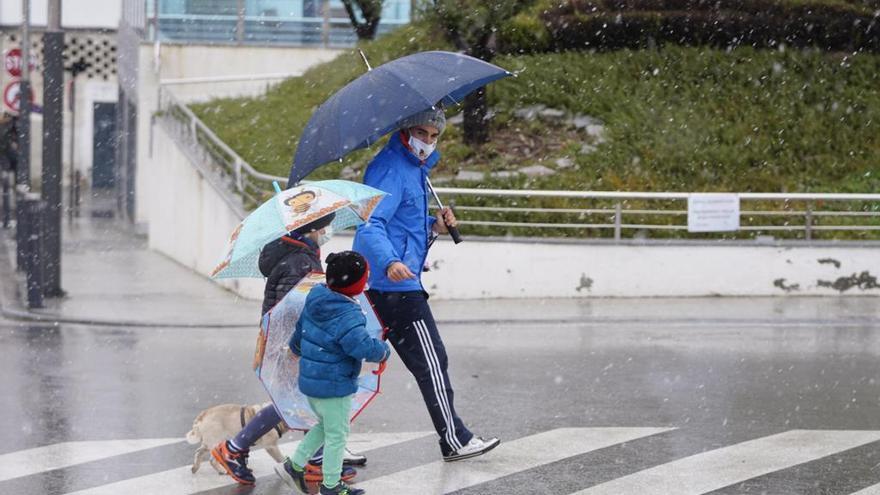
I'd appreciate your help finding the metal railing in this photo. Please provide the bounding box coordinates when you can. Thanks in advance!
[156,88,880,242]
[431,188,880,241]
[157,86,281,216]
[152,14,406,47]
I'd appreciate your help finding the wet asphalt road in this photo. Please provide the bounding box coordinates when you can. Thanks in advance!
[2,298,880,495]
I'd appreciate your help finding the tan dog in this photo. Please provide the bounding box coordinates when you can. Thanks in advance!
[186,403,288,474]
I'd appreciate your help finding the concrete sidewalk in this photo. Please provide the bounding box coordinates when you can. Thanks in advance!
[0,191,260,327]
[1,192,878,328]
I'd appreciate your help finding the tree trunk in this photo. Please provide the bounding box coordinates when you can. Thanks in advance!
[462,86,489,145]
[342,0,383,40]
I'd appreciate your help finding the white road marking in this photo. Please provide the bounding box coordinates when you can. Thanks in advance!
[852,483,880,495]
[61,431,431,495]
[357,427,672,494]
[0,438,183,483]
[573,429,880,495]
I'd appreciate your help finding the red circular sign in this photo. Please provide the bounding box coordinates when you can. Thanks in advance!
[3,81,33,114]
[4,48,36,77]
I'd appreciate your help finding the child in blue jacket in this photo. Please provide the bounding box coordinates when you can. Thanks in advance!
[280,251,390,495]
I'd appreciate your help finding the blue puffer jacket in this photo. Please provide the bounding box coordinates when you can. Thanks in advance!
[353,131,439,292]
[290,284,390,398]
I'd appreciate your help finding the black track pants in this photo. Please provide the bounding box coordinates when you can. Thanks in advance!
[367,289,473,455]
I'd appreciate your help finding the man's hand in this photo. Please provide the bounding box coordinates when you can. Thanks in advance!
[386,261,416,282]
[433,207,457,235]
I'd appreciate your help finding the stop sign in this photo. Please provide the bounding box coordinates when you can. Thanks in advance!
[4,48,36,77]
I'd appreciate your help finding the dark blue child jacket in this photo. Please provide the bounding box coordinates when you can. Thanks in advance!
[290,284,390,398]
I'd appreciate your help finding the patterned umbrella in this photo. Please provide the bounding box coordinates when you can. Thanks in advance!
[253,272,386,430]
[211,180,385,279]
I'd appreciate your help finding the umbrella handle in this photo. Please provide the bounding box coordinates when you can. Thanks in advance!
[372,360,387,375]
[427,177,463,244]
[447,224,463,244]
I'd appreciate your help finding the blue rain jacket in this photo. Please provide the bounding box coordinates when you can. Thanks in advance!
[353,132,439,292]
[290,284,390,398]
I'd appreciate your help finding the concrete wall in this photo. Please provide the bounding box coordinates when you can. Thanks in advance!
[421,239,880,299]
[148,121,264,299]
[155,44,343,103]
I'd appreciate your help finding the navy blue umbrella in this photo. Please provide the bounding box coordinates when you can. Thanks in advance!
[288,50,512,186]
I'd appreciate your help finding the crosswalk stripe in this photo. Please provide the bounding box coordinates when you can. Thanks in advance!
[357,427,672,494]
[572,429,880,495]
[61,431,431,495]
[853,483,880,495]
[0,438,183,483]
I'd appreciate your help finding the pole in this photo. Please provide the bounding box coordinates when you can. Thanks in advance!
[15,0,32,272]
[42,0,64,296]
[23,195,45,308]
[235,0,245,44]
[17,0,31,186]
[322,0,330,47]
[67,77,76,222]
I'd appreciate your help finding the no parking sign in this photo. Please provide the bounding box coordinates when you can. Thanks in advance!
[3,80,33,114]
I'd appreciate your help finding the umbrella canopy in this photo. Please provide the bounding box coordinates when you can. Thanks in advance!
[211,180,385,279]
[288,50,512,185]
[254,273,386,430]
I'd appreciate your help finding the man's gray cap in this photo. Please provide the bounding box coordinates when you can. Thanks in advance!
[398,107,446,135]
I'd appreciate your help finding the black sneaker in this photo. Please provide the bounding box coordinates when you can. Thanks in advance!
[274,458,308,493]
[210,440,255,484]
[343,447,368,466]
[442,436,501,462]
[319,481,365,495]
[310,446,368,467]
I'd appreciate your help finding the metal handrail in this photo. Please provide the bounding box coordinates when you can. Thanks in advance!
[156,87,880,241]
[428,187,880,202]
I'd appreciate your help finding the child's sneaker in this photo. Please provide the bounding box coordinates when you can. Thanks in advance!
[274,458,308,493]
[210,440,255,484]
[343,447,367,466]
[304,461,358,482]
[319,481,365,495]
[310,446,368,466]
[442,436,501,462]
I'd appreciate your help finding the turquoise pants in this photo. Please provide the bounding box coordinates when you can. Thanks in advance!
[291,395,352,488]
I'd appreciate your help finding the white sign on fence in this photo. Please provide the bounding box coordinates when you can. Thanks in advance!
[687,194,740,232]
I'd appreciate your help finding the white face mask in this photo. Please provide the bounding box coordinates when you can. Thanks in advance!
[317,228,333,246]
[408,134,436,160]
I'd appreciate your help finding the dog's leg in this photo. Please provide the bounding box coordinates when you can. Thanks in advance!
[192,446,208,474]
[265,445,286,463]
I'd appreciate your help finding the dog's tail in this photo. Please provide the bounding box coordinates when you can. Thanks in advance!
[185,410,207,445]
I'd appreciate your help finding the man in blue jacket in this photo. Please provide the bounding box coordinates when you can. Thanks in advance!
[353,108,500,462]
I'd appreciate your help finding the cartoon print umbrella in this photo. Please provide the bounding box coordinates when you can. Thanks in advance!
[210,180,386,279]
[253,272,386,430]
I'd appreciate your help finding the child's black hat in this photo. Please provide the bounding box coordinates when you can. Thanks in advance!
[326,251,369,296]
